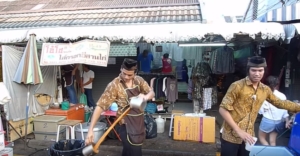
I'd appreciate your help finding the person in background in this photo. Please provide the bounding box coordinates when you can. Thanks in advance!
[137,50,153,73]
[61,64,80,106]
[219,56,300,156]
[81,64,96,110]
[258,75,292,146]
[162,53,172,73]
[85,58,155,156]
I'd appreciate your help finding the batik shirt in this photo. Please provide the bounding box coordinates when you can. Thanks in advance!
[97,75,151,116]
[220,76,300,144]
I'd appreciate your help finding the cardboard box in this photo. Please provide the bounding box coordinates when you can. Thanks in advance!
[173,116,215,143]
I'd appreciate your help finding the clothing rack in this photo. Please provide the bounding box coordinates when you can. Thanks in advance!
[138,72,177,108]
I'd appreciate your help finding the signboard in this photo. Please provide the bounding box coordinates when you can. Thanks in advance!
[40,40,110,67]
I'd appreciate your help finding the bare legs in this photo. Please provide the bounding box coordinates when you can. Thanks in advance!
[258,129,269,145]
[269,131,278,146]
[258,129,278,146]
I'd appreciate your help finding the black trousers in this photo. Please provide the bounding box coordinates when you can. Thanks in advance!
[119,125,142,156]
[221,137,250,156]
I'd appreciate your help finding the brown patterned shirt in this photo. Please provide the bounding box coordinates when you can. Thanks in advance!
[220,77,300,144]
[97,75,151,116]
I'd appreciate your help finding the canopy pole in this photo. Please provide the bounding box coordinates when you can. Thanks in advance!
[24,85,30,148]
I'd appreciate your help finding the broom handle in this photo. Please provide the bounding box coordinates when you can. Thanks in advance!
[93,107,131,153]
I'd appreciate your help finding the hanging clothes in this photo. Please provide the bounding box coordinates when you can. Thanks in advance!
[209,47,235,74]
[191,62,217,110]
[165,77,178,103]
[139,73,176,102]
[187,79,193,100]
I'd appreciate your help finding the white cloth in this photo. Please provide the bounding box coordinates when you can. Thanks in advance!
[203,88,213,110]
[2,45,57,121]
[81,70,95,89]
[162,77,167,96]
[259,90,289,121]
[0,83,11,104]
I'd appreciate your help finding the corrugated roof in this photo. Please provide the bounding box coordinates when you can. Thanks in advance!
[0,5,202,29]
[1,0,199,13]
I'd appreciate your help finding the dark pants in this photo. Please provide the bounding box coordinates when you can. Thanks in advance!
[221,137,249,156]
[84,88,95,107]
[119,125,142,156]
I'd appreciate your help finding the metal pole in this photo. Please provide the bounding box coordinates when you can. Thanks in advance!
[24,86,30,147]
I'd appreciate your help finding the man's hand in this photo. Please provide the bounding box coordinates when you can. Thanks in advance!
[236,129,255,145]
[81,88,85,93]
[138,94,147,102]
[85,130,94,145]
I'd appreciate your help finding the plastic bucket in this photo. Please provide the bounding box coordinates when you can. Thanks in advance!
[61,101,70,110]
[84,112,91,122]
[49,139,85,156]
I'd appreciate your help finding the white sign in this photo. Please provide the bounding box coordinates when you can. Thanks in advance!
[40,40,110,67]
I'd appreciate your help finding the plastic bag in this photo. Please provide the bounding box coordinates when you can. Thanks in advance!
[144,102,157,114]
[79,93,87,105]
[48,139,85,156]
[144,113,157,139]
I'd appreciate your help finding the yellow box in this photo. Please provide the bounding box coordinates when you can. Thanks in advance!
[173,116,215,143]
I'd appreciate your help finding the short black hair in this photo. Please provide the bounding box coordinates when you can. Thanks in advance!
[121,58,137,71]
[142,50,149,57]
[83,64,90,70]
[163,53,169,59]
[266,76,279,89]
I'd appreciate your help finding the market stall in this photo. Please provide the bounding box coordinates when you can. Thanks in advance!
[0,21,290,145]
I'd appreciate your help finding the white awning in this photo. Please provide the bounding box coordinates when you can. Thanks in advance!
[0,22,285,43]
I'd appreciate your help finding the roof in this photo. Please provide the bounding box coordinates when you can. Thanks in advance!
[0,0,202,29]
[0,0,199,13]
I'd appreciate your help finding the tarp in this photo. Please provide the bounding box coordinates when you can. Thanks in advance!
[2,45,57,121]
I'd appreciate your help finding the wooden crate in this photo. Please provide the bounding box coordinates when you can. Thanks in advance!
[8,118,34,141]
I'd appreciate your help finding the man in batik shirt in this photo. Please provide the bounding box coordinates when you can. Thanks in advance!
[219,56,300,156]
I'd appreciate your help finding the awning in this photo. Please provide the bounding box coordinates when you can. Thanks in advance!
[292,23,300,34]
[282,23,300,44]
[243,0,299,22]
[0,22,285,43]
